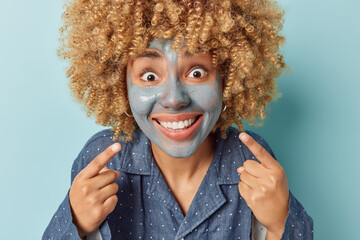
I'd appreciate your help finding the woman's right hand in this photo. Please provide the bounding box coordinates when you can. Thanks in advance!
[69,143,121,238]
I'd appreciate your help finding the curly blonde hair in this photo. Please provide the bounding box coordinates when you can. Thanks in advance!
[58,0,286,141]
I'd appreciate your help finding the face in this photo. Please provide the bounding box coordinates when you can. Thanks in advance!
[126,38,223,158]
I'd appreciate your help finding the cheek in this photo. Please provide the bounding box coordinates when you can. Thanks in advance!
[128,86,155,116]
[127,76,151,116]
[127,76,164,118]
[190,81,222,112]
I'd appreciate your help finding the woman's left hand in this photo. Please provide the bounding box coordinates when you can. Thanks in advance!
[237,133,289,239]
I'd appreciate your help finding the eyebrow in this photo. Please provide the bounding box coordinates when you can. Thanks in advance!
[182,51,194,57]
[134,49,199,60]
[135,50,163,59]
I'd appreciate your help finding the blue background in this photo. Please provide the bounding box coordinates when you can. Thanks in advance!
[0,0,359,239]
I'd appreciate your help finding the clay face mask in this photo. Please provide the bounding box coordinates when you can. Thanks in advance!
[126,38,223,158]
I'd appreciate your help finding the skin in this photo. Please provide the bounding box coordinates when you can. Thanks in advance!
[69,38,290,239]
[238,132,290,239]
[68,134,289,240]
[69,143,121,239]
[126,38,222,214]
[126,38,223,158]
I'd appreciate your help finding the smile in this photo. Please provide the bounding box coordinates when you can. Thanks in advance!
[158,117,197,131]
[151,113,203,140]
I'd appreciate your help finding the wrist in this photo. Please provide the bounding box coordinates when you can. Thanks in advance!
[265,228,283,240]
[266,203,289,240]
[265,215,286,240]
[73,221,87,239]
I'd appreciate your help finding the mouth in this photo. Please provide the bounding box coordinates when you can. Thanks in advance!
[156,115,200,131]
[151,113,203,140]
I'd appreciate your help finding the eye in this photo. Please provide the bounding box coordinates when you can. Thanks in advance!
[188,68,206,78]
[141,72,159,82]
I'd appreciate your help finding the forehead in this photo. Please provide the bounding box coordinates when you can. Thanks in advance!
[148,38,176,54]
[142,38,208,61]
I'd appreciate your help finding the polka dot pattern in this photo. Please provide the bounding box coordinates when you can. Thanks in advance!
[43,128,313,240]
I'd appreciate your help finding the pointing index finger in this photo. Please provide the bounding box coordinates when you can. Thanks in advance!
[239,132,277,169]
[82,143,121,178]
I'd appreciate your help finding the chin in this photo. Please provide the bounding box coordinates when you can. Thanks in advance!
[155,135,205,159]
[163,147,197,159]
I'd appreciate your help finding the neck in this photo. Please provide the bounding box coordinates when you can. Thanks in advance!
[151,134,215,183]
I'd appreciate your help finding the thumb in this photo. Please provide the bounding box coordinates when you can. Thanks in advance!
[99,167,111,174]
[99,167,120,179]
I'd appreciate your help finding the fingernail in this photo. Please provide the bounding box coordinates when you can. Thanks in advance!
[112,143,120,152]
[100,167,110,173]
[240,133,249,142]
[237,167,244,173]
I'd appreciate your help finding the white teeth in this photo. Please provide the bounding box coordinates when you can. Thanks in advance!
[184,120,189,127]
[158,117,197,131]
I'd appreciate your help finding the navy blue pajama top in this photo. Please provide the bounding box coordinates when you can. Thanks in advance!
[43,127,313,240]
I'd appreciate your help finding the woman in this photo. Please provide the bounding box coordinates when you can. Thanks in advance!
[44,0,313,239]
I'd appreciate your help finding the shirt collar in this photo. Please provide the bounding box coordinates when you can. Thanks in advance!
[117,127,245,184]
[213,127,245,185]
[117,128,153,175]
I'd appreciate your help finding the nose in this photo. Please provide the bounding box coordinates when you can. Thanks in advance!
[159,78,191,110]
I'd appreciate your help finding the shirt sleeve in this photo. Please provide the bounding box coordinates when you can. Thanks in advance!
[250,191,314,240]
[42,191,83,240]
[280,190,314,239]
[42,142,112,240]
